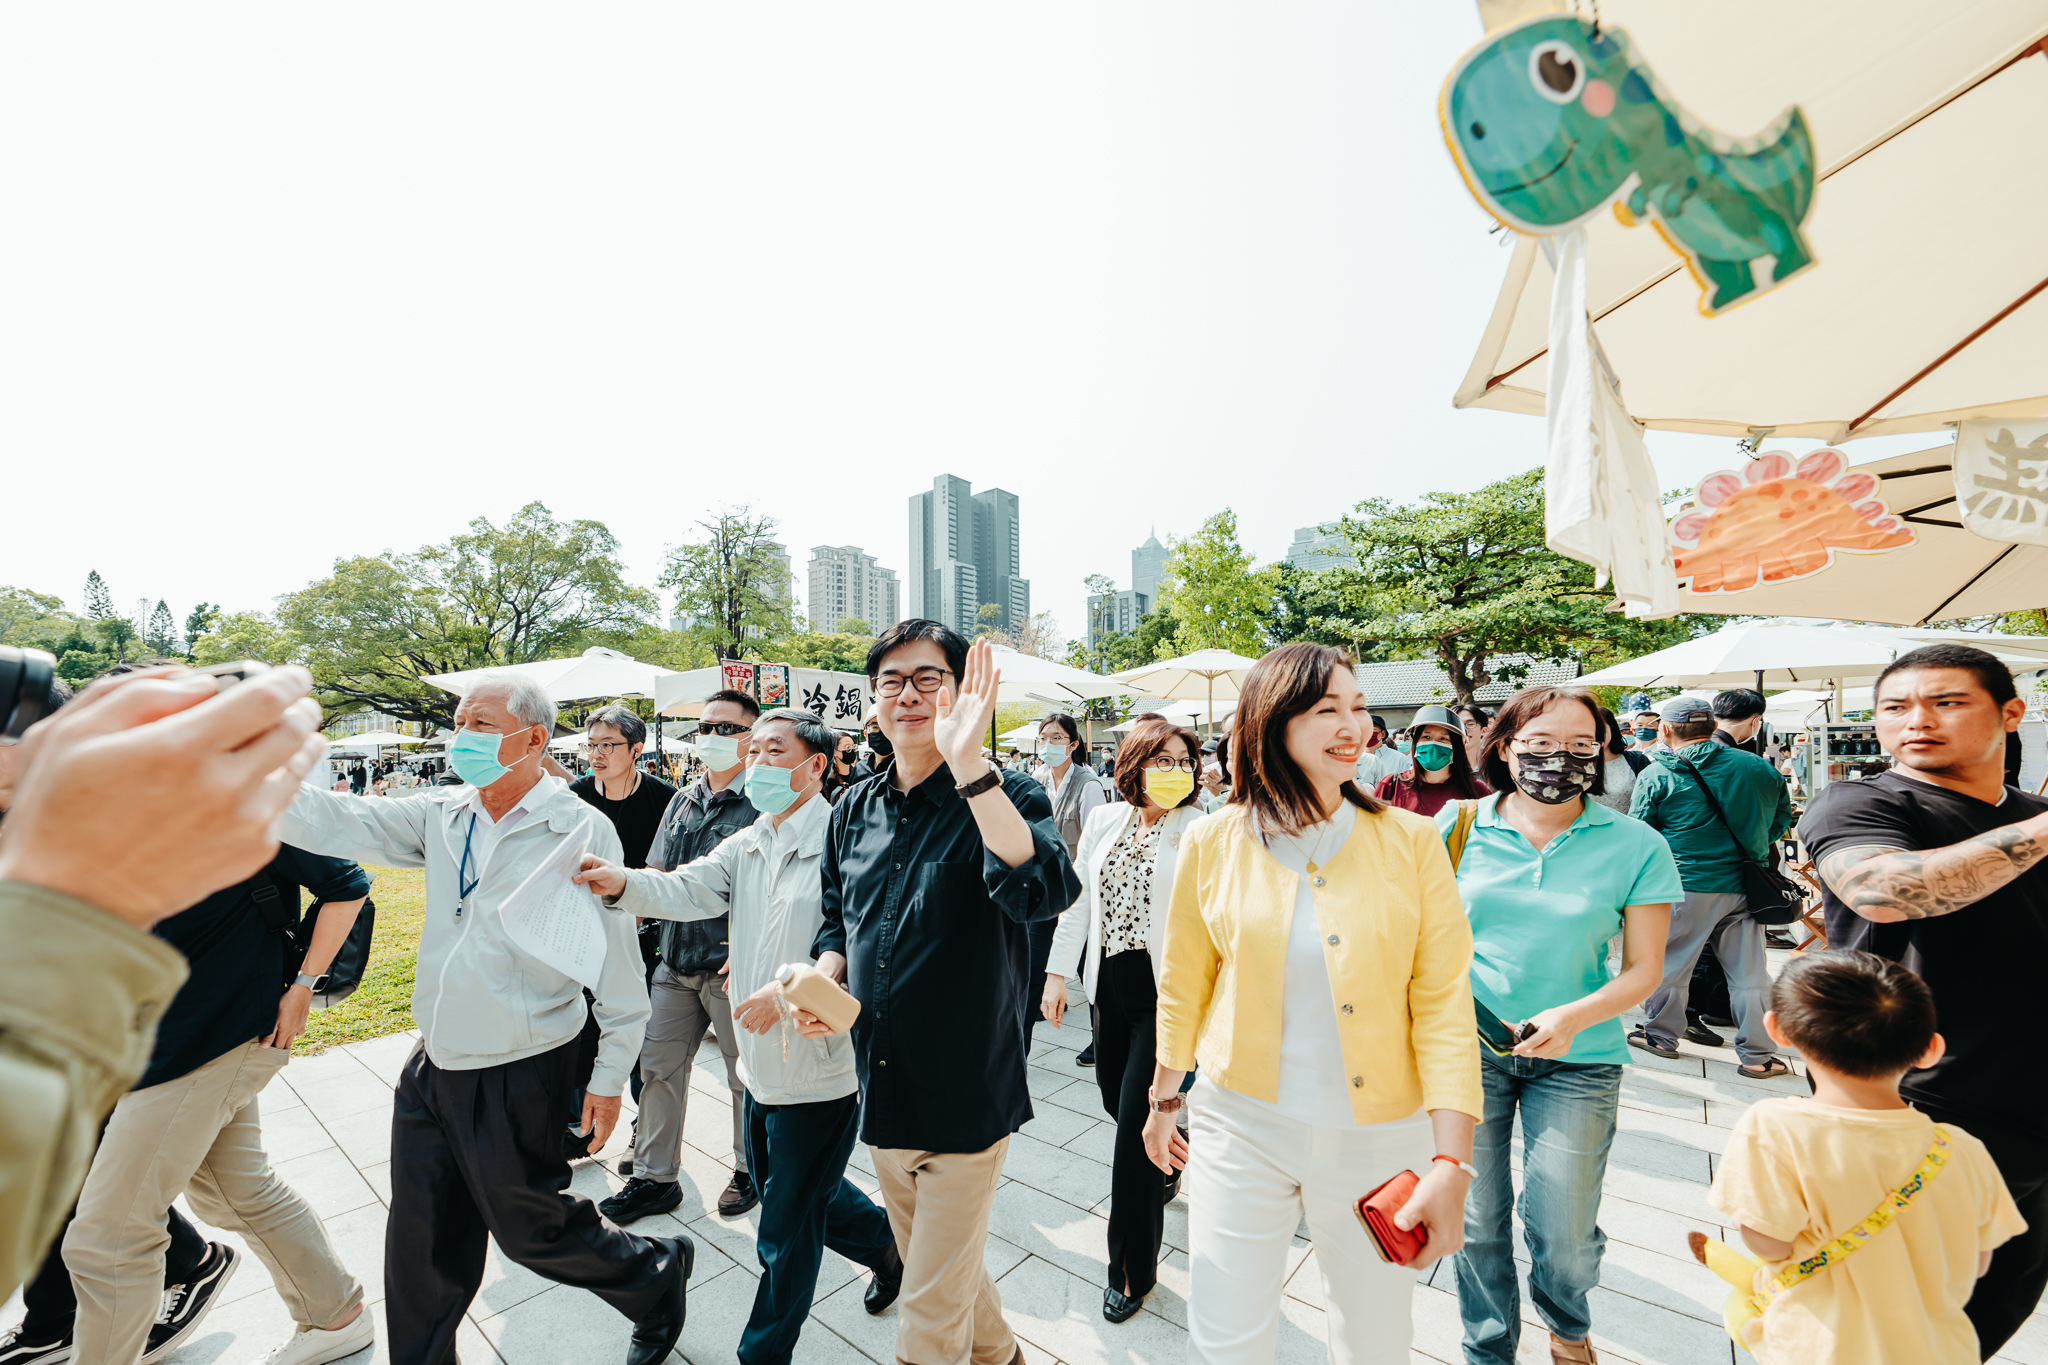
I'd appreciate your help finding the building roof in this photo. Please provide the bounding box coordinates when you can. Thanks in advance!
[1352,654,1582,708]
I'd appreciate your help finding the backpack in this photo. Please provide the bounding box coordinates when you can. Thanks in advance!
[1621,748,1651,775]
[250,860,377,1010]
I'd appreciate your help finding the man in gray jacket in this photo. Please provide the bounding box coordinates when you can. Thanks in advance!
[577,708,901,1365]
[278,673,692,1365]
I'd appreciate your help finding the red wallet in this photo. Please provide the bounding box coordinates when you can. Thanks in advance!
[1354,1169,1427,1266]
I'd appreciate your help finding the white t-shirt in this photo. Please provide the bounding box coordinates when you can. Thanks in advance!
[1253,803,1361,1128]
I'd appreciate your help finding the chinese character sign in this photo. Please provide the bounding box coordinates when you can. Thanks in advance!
[720,660,756,697]
[756,663,791,709]
[793,669,872,727]
[1957,420,2048,548]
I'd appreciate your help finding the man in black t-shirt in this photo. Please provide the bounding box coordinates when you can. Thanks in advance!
[1798,643,2048,1359]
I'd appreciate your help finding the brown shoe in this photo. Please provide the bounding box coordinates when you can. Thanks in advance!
[1550,1333,1598,1364]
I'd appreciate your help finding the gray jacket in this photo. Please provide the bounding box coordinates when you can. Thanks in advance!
[279,776,648,1095]
[613,794,856,1106]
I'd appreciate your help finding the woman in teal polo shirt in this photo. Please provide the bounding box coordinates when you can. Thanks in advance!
[1437,686,1680,1365]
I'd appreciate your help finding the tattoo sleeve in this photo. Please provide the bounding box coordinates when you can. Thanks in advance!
[1819,826,2046,923]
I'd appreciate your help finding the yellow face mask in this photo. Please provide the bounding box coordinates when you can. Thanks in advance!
[1144,768,1195,809]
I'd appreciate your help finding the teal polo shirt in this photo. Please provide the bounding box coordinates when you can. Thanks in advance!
[1437,794,1683,1065]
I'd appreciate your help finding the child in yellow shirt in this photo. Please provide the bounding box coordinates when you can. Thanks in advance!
[1707,950,2026,1363]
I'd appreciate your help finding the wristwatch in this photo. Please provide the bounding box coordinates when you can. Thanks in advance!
[293,971,330,993]
[955,768,1003,798]
[1146,1086,1184,1115]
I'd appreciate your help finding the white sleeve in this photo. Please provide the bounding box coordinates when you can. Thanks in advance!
[615,827,742,922]
[277,782,435,868]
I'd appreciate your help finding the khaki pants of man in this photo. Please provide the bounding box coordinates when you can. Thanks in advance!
[65,1040,364,1365]
[870,1140,1018,1365]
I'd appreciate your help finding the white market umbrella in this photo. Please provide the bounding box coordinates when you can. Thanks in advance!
[327,731,426,749]
[985,645,1129,708]
[1113,649,1263,738]
[1452,5,2048,443]
[998,721,1045,747]
[1578,620,2048,689]
[422,646,679,703]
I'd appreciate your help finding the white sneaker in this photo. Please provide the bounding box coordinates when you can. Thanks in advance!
[246,1311,374,1365]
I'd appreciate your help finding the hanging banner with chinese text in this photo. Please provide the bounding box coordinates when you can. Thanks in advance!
[1956,420,2048,548]
[794,670,872,728]
[719,660,756,696]
[756,663,791,708]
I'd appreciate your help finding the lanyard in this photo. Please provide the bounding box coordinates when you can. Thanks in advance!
[457,811,481,916]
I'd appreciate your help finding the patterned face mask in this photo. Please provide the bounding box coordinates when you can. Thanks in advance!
[1511,750,1601,805]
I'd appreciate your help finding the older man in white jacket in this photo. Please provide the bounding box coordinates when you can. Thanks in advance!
[278,673,692,1365]
[576,707,901,1365]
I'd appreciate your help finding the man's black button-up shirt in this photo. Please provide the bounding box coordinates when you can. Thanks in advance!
[813,761,1081,1153]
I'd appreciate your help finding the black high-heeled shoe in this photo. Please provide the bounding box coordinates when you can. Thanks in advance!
[1103,1286,1145,1323]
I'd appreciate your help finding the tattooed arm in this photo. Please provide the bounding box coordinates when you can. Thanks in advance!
[1818,812,2048,922]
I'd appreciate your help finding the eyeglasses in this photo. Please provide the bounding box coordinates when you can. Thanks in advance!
[1511,740,1604,759]
[589,740,634,755]
[874,667,953,698]
[696,721,753,737]
[1145,757,1198,773]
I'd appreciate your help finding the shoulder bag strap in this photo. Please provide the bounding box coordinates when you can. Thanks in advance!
[1673,755,1763,868]
[1746,1126,1952,1316]
[1445,799,1479,872]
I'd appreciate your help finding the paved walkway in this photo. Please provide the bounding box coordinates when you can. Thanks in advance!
[7,983,2044,1364]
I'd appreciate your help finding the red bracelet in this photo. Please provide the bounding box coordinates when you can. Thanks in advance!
[1433,1155,1479,1178]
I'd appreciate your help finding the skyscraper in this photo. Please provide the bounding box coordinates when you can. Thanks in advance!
[1132,531,1169,599]
[906,475,1030,635]
[1285,525,1354,572]
[806,545,901,633]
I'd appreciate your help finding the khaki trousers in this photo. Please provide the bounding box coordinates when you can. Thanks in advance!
[66,1040,363,1365]
[870,1140,1017,1365]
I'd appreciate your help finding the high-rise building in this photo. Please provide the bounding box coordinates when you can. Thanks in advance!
[907,475,1030,635]
[1086,588,1149,648]
[806,545,900,633]
[1132,531,1169,599]
[1285,524,1354,573]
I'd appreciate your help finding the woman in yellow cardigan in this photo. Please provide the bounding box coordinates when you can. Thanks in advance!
[1141,642,1482,1365]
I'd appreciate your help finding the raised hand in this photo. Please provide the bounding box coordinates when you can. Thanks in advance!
[933,637,1001,779]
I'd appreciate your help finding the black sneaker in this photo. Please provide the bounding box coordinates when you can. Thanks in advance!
[1075,1044,1095,1068]
[1683,1020,1727,1048]
[600,1177,683,1226]
[717,1170,759,1218]
[141,1241,239,1363]
[0,1322,73,1365]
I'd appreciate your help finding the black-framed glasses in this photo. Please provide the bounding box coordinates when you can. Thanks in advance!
[589,740,634,755]
[1145,757,1198,773]
[1512,739,1604,759]
[696,721,754,737]
[874,667,953,698]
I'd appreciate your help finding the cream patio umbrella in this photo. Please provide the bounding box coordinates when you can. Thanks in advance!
[1113,649,1264,739]
[1453,3,2048,444]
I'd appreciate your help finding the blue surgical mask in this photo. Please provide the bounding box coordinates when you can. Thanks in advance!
[744,759,816,815]
[448,728,514,788]
[1038,741,1068,766]
[1633,727,1659,742]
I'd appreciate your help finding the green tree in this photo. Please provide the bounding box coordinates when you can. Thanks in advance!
[756,632,874,675]
[1327,469,1706,703]
[145,600,178,655]
[190,611,299,667]
[659,508,794,663]
[1264,562,1374,653]
[82,569,136,662]
[1155,512,1276,657]
[280,503,656,729]
[836,617,874,637]
[184,602,221,644]
[0,586,81,650]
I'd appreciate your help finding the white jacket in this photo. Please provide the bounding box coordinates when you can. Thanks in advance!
[612,793,857,1106]
[1046,801,1204,997]
[279,777,648,1095]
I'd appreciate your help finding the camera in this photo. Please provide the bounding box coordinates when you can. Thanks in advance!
[1,645,57,742]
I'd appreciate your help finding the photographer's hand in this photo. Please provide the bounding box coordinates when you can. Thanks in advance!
[0,665,325,928]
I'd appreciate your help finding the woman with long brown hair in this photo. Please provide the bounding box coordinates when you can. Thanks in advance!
[1143,643,1481,1365]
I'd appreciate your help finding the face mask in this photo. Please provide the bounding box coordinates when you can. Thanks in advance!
[866,730,892,757]
[1144,768,1195,809]
[448,728,515,788]
[1038,741,1069,767]
[1512,750,1601,805]
[1396,739,1414,754]
[1414,741,1456,772]
[744,759,817,815]
[696,732,743,771]
[1634,727,1659,743]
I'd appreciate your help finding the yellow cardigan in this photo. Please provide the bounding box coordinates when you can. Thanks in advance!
[1156,802,1482,1125]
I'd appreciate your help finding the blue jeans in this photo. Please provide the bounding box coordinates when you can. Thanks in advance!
[1452,1052,1622,1365]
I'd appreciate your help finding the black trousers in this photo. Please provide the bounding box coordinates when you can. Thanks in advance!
[739,1091,895,1365]
[1916,1104,2048,1360]
[387,1037,681,1365]
[1093,948,1166,1296]
[1024,917,1058,1055]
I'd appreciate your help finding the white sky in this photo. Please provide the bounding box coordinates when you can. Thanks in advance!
[0,5,1944,646]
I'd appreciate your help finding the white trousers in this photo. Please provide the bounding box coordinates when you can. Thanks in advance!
[1187,1080,1433,1365]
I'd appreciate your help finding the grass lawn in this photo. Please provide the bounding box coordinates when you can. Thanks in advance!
[300,864,426,1053]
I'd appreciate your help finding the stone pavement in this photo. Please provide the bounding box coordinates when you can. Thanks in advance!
[7,984,2044,1365]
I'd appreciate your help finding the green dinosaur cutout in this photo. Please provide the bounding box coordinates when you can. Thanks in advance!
[1440,16,1818,317]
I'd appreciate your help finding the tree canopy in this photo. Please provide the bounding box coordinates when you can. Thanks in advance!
[1154,511,1275,658]
[659,507,794,663]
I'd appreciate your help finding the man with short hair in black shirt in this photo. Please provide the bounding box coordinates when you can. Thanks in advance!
[1799,643,2048,1359]
[813,622,1080,1365]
